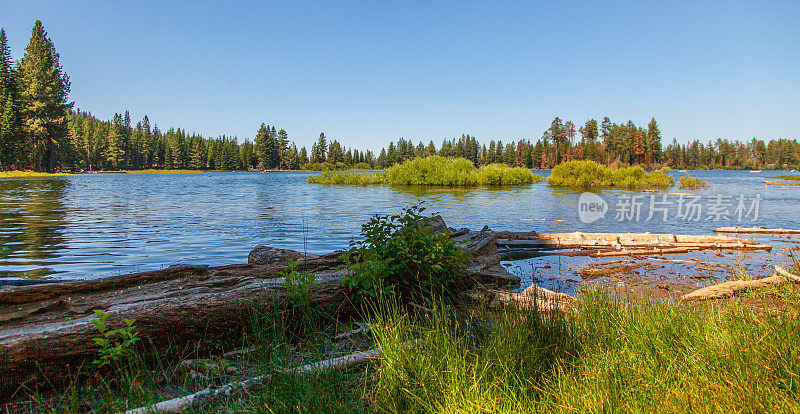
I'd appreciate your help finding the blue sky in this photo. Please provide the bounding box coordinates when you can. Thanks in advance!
[1,1,798,150]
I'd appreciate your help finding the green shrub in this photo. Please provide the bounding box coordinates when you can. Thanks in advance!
[678,174,710,190]
[352,162,372,170]
[307,155,542,186]
[90,310,140,369]
[547,160,673,189]
[279,259,318,308]
[341,205,469,302]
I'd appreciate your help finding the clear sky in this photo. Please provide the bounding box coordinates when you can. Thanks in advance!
[1,1,798,151]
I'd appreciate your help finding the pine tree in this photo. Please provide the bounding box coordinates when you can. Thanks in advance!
[647,117,662,164]
[254,123,270,169]
[299,146,308,165]
[311,133,327,163]
[0,28,19,170]
[17,21,72,172]
[277,129,289,169]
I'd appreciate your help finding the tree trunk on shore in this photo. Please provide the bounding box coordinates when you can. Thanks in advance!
[0,253,350,395]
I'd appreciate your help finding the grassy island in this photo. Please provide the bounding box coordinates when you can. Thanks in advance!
[307,155,542,186]
[678,174,710,190]
[547,160,673,189]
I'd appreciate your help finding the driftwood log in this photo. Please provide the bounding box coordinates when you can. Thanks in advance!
[714,226,800,235]
[494,231,771,252]
[681,266,800,301]
[0,218,519,395]
[0,255,349,396]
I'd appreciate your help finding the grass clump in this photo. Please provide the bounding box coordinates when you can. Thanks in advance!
[307,170,387,185]
[678,174,710,190]
[370,290,800,413]
[547,160,673,189]
[0,170,72,178]
[767,175,800,181]
[307,155,542,186]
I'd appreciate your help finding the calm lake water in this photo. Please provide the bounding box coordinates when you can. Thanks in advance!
[1,170,798,282]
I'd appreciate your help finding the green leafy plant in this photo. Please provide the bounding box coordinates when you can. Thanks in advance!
[279,259,318,308]
[341,204,469,301]
[90,310,139,369]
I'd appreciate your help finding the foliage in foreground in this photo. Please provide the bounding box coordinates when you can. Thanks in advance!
[308,155,543,186]
[371,290,800,413]
[547,160,673,188]
[342,205,469,302]
[678,174,710,190]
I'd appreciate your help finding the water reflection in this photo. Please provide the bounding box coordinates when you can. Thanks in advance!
[0,178,69,278]
[0,170,797,282]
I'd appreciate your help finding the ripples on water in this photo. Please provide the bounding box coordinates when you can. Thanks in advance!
[0,170,797,281]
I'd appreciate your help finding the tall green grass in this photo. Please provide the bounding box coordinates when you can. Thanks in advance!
[547,160,673,189]
[307,155,543,186]
[370,290,800,413]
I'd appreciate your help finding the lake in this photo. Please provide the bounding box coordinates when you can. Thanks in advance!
[1,170,798,282]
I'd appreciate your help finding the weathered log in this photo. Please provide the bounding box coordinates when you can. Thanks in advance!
[465,284,573,311]
[494,231,771,252]
[714,226,800,235]
[590,247,697,258]
[681,266,800,302]
[0,257,351,396]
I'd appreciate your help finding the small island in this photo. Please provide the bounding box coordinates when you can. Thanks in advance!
[307,155,543,186]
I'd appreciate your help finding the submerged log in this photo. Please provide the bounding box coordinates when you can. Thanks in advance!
[681,266,800,301]
[714,226,800,235]
[493,231,771,252]
[578,262,648,280]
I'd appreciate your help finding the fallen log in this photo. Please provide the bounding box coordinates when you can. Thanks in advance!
[465,284,574,311]
[681,266,800,301]
[714,226,800,235]
[0,255,352,396]
[494,231,771,252]
[590,247,697,258]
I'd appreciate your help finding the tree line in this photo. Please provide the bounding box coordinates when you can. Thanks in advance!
[1,22,798,173]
